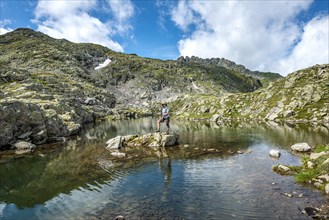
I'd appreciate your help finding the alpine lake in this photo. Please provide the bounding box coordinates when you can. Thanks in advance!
[0,118,328,220]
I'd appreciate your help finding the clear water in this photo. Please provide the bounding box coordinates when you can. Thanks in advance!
[0,119,328,220]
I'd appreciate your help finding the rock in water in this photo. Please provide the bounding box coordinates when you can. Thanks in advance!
[210,114,221,122]
[106,136,122,149]
[14,141,36,154]
[105,132,179,150]
[291,142,312,152]
[269,149,281,158]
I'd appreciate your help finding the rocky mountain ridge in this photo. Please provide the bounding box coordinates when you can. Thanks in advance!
[177,56,283,86]
[172,64,329,124]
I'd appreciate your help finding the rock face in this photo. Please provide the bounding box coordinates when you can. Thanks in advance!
[291,143,312,152]
[106,133,179,150]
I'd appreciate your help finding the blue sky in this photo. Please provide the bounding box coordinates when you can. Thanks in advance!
[0,0,328,76]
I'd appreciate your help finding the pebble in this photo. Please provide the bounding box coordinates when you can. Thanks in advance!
[284,193,293,198]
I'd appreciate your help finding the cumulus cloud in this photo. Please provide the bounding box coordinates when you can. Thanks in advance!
[33,0,135,52]
[107,0,134,33]
[0,27,13,35]
[170,0,328,75]
[0,19,13,35]
[275,15,329,74]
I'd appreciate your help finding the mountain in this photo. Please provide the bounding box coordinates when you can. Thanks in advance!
[0,28,327,149]
[177,56,283,86]
[172,64,329,123]
[0,28,266,148]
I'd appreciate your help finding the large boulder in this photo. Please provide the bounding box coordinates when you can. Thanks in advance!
[105,132,179,150]
[291,142,312,152]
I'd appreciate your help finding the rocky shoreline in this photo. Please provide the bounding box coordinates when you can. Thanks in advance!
[272,143,329,218]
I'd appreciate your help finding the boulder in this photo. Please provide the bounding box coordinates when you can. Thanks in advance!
[310,151,328,160]
[14,141,36,154]
[105,132,179,150]
[318,174,329,182]
[307,161,314,168]
[269,149,281,158]
[84,97,98,105]
[161,133,179,147]
[291,142,312,152]
[106,136,122,149]
[210,114,221,122]
[14,141,36,150]
[273,164,291,175]
[277,165,290,172]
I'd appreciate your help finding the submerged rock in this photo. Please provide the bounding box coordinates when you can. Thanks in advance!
[291,142,312,152]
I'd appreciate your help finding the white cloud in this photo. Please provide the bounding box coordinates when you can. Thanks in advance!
[0,19,13,35]
[106,0,135,34]
[33,0,135,52]
[275,15,329,74]
[170,0,328,75]
[0,27,13,35]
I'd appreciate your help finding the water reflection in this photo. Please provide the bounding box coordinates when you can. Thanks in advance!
[0,118,328,219]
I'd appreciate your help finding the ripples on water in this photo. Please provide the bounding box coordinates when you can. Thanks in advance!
[0,119,328,219]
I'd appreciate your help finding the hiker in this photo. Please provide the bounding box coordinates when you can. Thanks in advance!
[156,101,170,133]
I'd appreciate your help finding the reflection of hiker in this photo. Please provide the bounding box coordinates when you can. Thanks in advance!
[156,101,170,133]
[159,158,172,188]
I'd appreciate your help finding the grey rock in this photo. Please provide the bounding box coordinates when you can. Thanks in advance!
[210,114,221,122]
[106,132,179,149]
[307,161,314,168]
[323,158,329,165]
[84,97,98,105]
[278,164,290,172]
[291,142,312,152]
[283,110,294,118]
[18,131,33,140]
[106,136,122,149]
[110,151,126,157]
[326,184,329,194]
[161,133,179,147]
[318,174,329,182]
[310,151,328,160]
[14,141,36,150]
[269,149,281,158]
[14,141,36,154]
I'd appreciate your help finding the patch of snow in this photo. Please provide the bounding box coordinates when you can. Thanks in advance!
[95,58,111,70]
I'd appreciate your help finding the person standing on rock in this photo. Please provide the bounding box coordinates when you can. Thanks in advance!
[156,101,170,133]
